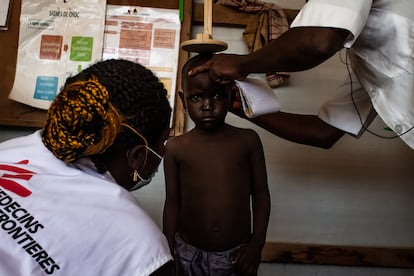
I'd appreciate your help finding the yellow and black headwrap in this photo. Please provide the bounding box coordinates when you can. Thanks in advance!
[42,77,122,162]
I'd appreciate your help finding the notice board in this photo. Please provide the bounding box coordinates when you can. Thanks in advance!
[0,0,190,136]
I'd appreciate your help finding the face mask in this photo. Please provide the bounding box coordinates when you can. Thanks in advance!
[129,146,163,192]
[129,171,156,191]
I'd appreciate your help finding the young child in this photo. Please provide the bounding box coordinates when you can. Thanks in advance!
[163,54,270,276]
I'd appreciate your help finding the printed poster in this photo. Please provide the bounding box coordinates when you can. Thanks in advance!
[103,5,181,111]
[9,0,106,109]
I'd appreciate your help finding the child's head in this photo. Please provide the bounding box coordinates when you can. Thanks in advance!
[181,54,233,131]
[42,59,171,162]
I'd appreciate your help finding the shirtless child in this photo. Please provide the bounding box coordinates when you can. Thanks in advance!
[163,54,270,276]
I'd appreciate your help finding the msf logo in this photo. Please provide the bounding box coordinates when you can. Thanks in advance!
[0,160,34,197]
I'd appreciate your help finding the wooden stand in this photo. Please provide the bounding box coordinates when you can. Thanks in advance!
[181,0,227,53]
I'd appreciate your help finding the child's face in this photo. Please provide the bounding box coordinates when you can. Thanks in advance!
[183,71,232,131]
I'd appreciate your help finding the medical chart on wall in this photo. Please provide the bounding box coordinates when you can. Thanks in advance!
[103,5,181,111]
[8,0,106,109]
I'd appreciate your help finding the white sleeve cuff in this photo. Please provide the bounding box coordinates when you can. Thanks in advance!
[291,0,372,47]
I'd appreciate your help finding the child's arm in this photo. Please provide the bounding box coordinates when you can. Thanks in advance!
[250,131,270,247]
[234,130,271,275]
[162,138,181,253]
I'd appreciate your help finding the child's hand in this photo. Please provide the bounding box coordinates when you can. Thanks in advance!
[232,242,262,276]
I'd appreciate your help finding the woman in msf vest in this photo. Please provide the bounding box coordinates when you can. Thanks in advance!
[0,59,173,276]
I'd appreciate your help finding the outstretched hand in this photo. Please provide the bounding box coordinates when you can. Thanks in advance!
[188,53,249,85]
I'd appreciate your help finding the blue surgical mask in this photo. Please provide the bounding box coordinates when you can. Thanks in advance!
[129,146,163,191]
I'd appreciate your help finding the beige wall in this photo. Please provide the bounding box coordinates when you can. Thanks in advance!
[137,1,414,274]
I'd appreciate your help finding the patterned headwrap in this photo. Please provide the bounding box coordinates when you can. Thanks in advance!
[42,59,171,163]
[42,77,122,162]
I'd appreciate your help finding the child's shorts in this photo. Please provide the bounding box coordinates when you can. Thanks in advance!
[174,233,243,276]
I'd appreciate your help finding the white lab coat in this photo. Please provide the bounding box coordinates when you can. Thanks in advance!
[292,0,414,149]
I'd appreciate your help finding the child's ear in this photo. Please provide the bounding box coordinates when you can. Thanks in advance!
[178,91,186,110]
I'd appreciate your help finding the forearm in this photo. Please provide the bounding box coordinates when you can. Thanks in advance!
[250,111,344,149]
[239,27,349,74]
[163,152,180,253]
[251,192,271,247]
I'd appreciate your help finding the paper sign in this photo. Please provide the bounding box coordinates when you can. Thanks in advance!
[103,5,181,111]
[9,0,106,109]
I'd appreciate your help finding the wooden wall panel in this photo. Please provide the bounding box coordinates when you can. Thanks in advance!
[262,242,414,268]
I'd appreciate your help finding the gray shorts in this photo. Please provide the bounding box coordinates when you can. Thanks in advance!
[174,233,243,276]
